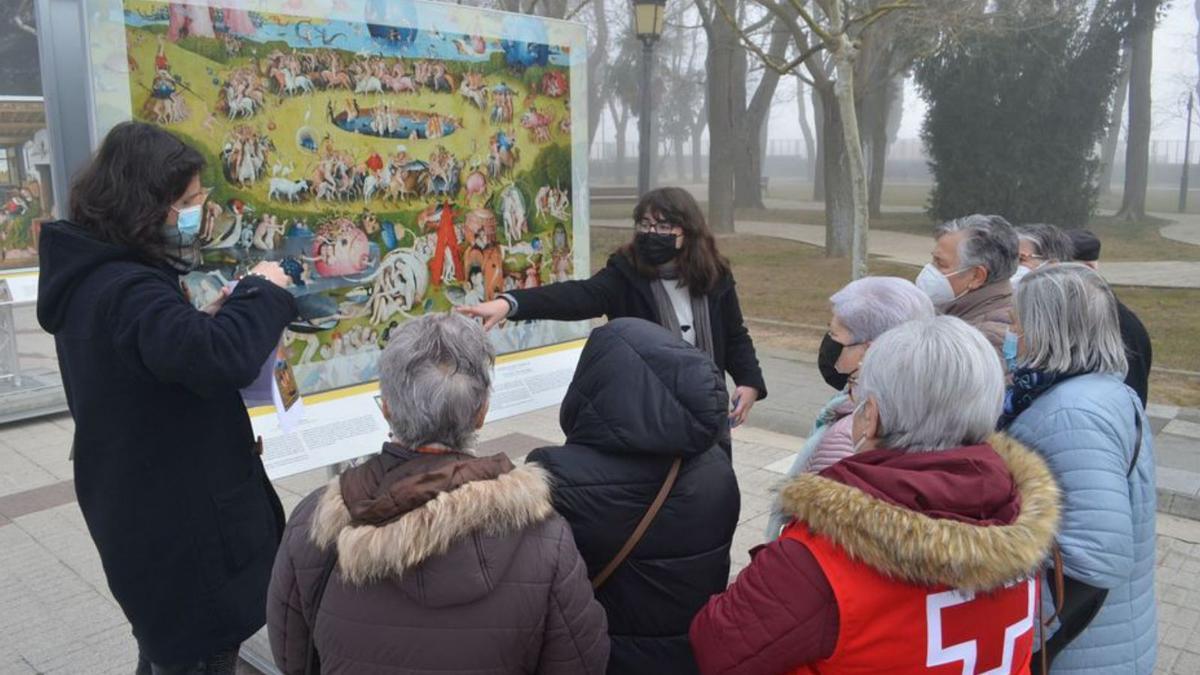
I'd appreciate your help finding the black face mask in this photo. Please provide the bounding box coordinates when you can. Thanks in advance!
[635,232,680,266]
[818,333,850,391]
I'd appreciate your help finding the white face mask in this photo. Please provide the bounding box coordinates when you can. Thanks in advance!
[916,263,967,308]
[1009,264,1031,286]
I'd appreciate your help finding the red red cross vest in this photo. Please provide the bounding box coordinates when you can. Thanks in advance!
[781,522,1037,675]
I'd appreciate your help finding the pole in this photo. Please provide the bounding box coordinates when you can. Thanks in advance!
[638,38,654,195]
[1180,93,1194,213]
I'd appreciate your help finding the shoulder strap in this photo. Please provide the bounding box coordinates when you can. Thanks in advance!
[1127,402,1143,479]
[304,550,339,675]
[591,457,682,590]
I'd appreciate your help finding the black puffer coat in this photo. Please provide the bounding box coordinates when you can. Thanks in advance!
[527,318,741,675]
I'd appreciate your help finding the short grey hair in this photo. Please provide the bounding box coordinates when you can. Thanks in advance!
[1017,223,1075,263]
[857,316,1004,452]
[830,277,935,343]
[934,214,1019,284]
[1015,263,1127,376]
[378,313,495,452]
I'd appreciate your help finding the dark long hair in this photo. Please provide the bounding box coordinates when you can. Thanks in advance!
[620,187,731,294]
[69,122,205,263]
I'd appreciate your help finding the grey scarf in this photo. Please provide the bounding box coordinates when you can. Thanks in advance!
[651,265,715,360]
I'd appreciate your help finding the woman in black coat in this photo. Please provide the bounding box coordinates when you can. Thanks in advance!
[459,187,766,426]
[528,317,740,675]
[36,122,296,672]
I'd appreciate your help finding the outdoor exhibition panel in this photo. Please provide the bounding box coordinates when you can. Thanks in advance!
[35,0,592,476]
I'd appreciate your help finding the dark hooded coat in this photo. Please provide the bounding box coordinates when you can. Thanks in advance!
[528,318,741,675]
[36,221,296,663]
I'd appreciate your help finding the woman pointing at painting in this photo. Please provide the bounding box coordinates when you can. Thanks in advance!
[36,122,296,673]
[457,187,767,431]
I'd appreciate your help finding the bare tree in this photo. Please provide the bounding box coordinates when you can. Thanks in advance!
[1098,45,1132,195]
[795,76,816,184]
[1117,0,1164,222]
[701,0,741,232]
[718,0,924,278]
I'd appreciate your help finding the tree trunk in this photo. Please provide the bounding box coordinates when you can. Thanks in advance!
[706,0,738,233]
[1099,45,1132,195]
[812,85,826,201]
[1117,0,1156,222]
[866,77,901,218]
[818,86,853,257]
[585,0,609,148]
[733,22,789,209]
[759,115,770,199]
[674,134,686,181]
[827,24,870,279]
[614,103,629,184]
[796,77,816,184]
[692,121,705,182]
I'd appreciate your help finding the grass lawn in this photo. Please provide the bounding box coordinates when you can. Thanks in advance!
[589,224,1200,407]
[766,179,1200,217]
[729,207,1200,263]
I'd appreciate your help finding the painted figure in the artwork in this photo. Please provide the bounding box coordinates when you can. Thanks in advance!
[423,201,463,286]
[121,4,579,391]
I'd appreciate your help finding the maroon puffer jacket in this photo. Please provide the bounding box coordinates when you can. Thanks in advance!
[267,446,610,674]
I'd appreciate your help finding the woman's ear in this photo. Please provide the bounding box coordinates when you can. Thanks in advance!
[474,398,490,429]
[862,398,881,441]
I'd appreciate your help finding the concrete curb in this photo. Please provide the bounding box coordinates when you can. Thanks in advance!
[1158,488,1200,522]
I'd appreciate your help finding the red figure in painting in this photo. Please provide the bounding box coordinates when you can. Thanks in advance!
[428,201,464,286]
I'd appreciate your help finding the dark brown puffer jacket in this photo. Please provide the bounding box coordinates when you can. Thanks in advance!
[267,446,610,675]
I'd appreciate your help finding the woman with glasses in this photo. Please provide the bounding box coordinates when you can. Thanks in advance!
[36,122,295,673]
[765,276,933,538]
[1012,222,1074,286]
[458,186,767,430]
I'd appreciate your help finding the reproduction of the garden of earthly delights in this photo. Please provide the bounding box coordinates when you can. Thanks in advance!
[121,1,584,393]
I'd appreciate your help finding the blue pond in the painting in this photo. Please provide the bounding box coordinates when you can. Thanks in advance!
[332,109,458,140]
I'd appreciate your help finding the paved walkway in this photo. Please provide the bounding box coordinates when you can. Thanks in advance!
[1161,213,1200,247]
[2,350,1198,673]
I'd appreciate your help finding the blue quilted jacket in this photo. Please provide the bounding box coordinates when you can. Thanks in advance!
[1006,373,1157,674]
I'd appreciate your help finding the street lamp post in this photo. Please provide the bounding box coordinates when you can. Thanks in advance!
[633,0,666,196]
[1180,92,1194,213]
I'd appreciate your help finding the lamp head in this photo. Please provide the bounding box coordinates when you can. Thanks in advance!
[633,0,667,42]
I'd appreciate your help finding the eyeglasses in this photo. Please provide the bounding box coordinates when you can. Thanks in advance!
[1018,253,1045,266]
[635,219,679,235]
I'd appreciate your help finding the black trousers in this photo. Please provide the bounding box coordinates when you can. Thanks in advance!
[135,645,240,675]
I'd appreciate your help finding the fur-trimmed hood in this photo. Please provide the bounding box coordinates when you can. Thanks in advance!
[778,434,1060,592]
[310,455,557,605]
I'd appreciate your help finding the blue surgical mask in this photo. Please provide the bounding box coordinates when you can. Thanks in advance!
[172,203,203,241]
[1003,329,1020,372]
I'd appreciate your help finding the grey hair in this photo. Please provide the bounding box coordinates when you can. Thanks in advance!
[1017,223,1075,263]
[1014,263,1127,377]
[830,276,935,343]
[934,214,1019,284]
[857,316,1005,452]
[378,313,496,452]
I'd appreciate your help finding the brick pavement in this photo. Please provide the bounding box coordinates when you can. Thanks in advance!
[1,383,1199,673]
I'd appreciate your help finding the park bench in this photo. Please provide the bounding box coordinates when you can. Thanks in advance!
[590,185,640,203]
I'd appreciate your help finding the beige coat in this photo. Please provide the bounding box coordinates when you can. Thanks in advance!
[942,280,1014,355]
